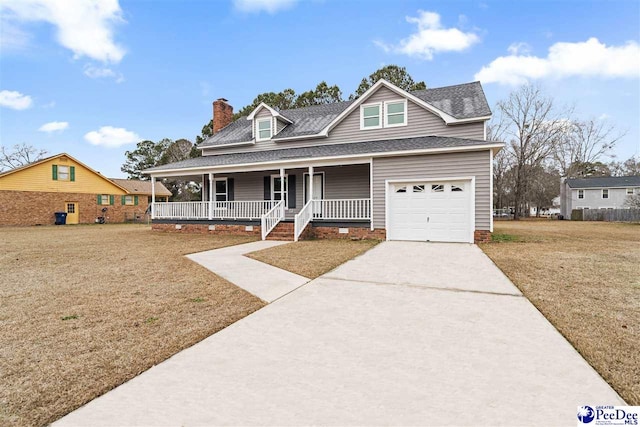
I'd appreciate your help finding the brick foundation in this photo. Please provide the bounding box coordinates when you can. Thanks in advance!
[0,190,150,226]
[151,223,261,236]
[474,229,491,243]
[151,221,487,243]
[307,225,386,240]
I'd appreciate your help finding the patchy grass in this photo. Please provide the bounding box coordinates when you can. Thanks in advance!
[480,220,640,404]
[0,224,263,427]
[246,239,380,279]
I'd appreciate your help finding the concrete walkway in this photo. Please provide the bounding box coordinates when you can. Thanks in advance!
[187,240,309,302]
[55,241,624,426]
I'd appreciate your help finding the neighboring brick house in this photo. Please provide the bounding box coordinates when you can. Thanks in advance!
[146,79,503,243]
[560,175,640,217]
[0,153,171,226]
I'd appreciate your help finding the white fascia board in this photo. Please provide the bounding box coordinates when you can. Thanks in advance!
[146,142,504,177]
[246,102,293,123]
[199,141,255,150]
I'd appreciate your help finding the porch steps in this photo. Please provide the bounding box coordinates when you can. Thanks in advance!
[266,222,294,241]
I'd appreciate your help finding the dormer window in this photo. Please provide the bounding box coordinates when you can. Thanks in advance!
[256,118,272,141]
[384,100,407,127]
[360,103,382,130]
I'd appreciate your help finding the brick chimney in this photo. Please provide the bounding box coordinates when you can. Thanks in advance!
[212,98,233,134]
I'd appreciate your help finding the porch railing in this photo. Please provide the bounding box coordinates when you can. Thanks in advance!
[261,200,285,240]
[154,201,208,219]
[210,200,277,220]
[153,201,278,220]
[293,200,314,242]
[311,198,371,220]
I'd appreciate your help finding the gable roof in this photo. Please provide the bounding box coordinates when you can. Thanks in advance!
[146,135,501,174]
[0,152,131,193]
[566,176,640,189]
[109,178,172,196]
[246,102,293,123]
[200,80,490,149]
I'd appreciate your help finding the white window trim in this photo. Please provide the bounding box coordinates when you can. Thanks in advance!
[256,118,272,141]
[360,102,382,130]
[100,194,110,205]
[626,188,635,195]
[124,195,134,206]
[270,174,288,208]
[383,99,408,128]
[602,189,609,199]
[577,189,584,199]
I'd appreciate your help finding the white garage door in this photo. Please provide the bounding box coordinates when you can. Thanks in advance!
[388,180,473,243]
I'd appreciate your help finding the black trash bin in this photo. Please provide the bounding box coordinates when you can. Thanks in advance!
[54,212,67,225]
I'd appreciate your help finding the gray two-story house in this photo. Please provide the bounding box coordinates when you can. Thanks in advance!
[560,176,640,217]
[146,79,503,243]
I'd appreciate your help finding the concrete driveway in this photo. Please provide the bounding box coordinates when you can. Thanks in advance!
[55,242,623,426]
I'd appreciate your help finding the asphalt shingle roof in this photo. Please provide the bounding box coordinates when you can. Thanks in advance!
[146,135,493,173]
[200,81,490,148]
[566,176,640,188]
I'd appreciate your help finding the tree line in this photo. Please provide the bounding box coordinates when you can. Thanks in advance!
[490,84,638,218]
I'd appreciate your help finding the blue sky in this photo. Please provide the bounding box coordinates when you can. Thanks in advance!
[1,0,639,178]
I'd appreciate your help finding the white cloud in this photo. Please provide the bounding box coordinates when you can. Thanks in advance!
[375,10,480,60]
[84,126,140,147]
[83,64,124,82]
[38,121,69,132]
[233,0,297,13]
[475,38,640,85]
[507,42,531,56]
[0,0,126,63]
[0,90,33,110]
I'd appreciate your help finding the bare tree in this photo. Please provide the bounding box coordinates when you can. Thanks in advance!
[0,143,48,172]
[610,155,640,176]
[491,85,569,219]
[554,118,624,177]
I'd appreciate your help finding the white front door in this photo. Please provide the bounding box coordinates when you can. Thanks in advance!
[305,173,323,203]
[388,180,473,243]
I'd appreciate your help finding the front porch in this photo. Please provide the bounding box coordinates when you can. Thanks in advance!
[150,164,376,241]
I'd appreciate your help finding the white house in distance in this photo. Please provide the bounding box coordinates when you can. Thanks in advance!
[560,176,640,217]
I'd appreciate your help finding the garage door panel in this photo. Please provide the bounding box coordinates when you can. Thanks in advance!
[388,180,472,243]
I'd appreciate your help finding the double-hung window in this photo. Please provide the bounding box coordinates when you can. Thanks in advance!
[360,103,382,129]
[626,188,634,195]
[602,189,609,199]
[256,118,272,140]
[271,175,288,208]
[384,100,407,127]
[58,165,70,181]
[99,194,110,205]
[577,189,584,199]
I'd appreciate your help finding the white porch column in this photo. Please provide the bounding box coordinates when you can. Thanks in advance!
[151,176,156,219]
[208,173,213,220]
[280,168,285,207]
[370,157,374,230]
[308,165,314,215]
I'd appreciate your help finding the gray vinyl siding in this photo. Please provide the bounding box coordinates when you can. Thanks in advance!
[276,118,288,134]
[207,165,370,215]
[372,151,491,230]
[320,164,370,199]
[202,86,485,156]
